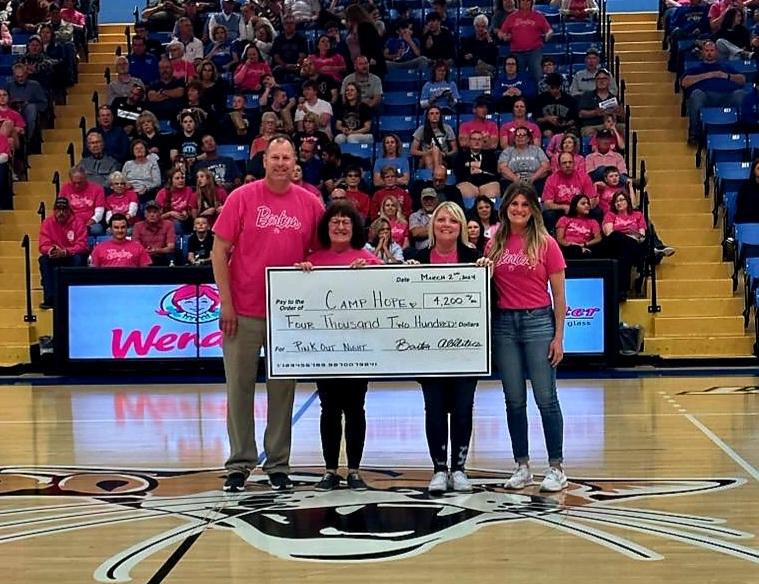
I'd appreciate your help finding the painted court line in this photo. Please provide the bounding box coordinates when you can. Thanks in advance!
[685,414,759,483]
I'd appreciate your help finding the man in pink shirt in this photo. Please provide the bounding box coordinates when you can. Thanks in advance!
[542,151,599,232]
[90,214,152,268]
[59,165,106,235]
[38,197,89,309]
[585,128,628,181]
[132,200,176,266]
[212,135,324,493]
[458,98,499,150]
[497,0,552,83]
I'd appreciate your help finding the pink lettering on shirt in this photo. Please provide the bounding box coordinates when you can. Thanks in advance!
[255,206,303,231]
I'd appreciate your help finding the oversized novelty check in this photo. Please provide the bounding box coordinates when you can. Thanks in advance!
[266,264,490,378]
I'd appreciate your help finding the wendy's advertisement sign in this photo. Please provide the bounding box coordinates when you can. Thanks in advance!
[67,283,223,360]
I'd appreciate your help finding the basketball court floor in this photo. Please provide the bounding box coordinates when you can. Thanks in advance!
[0,375,757,583]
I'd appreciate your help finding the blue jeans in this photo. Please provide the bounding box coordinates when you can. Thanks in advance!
[515,49,543,84]
[492,307,564,466]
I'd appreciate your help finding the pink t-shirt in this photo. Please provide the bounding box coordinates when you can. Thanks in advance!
[596,183,621,215]
[156,186,197,214]
[307,247,382,266]
[603,211,646,235]
[91,239,152,267]
[388,218,409,246]
[61,7,87,27]
[501,10,551,52]
[0,106,26,130]
[556,215,600,245]
[487,233,566,309]
[106,190,140,222]
[585,150,626,175]
[459,119,499,144]
[542,170,595,206]
[213,179,325,318]
[59,182,106,223]
[550,152,586,174]
[499,120,542,146]
[430,248,459,264]
[310,53,346,82]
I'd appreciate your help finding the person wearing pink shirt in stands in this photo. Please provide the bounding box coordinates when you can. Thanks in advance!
[497,0,553,83]
[38,197,89,309]
[156,167,198,234]
[61,0,87,29]
[59,165,106,235]
[459,98,500,150]
[0,87,26,150]
[603,190,647,300]
[549,133,586,174]
[376,193,410,248]
[234,44,272,93]
[291,164,322,198]
[369,166,413,220]
[91,214,152,268]
[542,151,598,232]
[295,201,381,492]
[309,35,347,83]
[555,194,603,259]
[594,166,635,215]
[484,181,568,493]
[585,128,627,181]
[499,98,542,148]
[212,135,324,493]
[105,171,139,226]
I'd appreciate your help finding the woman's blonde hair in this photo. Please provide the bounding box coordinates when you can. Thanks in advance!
[378,194,407,224]
[428,201,470,248]
[487,182,549,266]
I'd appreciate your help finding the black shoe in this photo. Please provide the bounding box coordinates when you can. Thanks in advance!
[315,471,342,491]
[39,302,53,310]
[346,471,367,491]
[223,471,247,492]
[269,472,293,490]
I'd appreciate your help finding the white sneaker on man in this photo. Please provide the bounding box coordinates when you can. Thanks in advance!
[504,464,533,489]
[428,471,449,493]
[540,467,568,492]
[450,470,473,492]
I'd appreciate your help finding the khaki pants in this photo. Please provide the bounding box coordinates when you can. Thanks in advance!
[223,315,296,476]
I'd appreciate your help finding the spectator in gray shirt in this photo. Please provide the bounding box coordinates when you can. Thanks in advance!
[409,188,441,250]
[80,132,120,187]
[569,48,618,97]
[340,55,383,112]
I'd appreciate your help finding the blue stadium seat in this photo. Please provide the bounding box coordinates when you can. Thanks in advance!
[382,91,419,115]
[378,115,418,142]
[564,21,598,34]
[743,256,759,326]
[159,120,175,135]
[340,142,374,169]
[747,133,759,159]
[733,222,759,291]
[149,31,172,45]
[225,94,259,111]
[703,133,747,191]
[384,68,421,92]
[730,59,758,76]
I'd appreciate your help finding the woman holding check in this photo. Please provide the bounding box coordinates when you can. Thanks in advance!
[296,202,381,491]
[409,202,483,494]
[484,182,568,492]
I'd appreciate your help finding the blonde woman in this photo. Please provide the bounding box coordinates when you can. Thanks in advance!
[412,202,481,494]
[485,181,568,493]
[195,168,227,226]
[377,194,409,248]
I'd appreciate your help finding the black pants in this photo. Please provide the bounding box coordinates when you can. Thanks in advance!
[39,253,88,305]
[316,378,368,470]
[605,231,646,295]
[420,378,477,472]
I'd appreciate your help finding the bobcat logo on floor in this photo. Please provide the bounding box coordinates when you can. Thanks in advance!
[0,466,757,583]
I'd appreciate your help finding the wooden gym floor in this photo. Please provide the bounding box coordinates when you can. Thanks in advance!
[0,375,757,583]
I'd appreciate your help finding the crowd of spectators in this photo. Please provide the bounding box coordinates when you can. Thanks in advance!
[35,0,675,308]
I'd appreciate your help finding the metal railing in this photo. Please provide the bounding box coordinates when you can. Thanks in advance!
[20,235,36,324]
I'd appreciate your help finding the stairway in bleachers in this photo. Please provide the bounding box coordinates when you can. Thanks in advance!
[613,13,754,358]
[0,25,118,365]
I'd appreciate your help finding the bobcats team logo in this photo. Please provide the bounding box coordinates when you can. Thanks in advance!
[0,466,757,583]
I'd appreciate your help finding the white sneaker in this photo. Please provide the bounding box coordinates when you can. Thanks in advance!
[504,464,533,489]
[540,467,568,492]
[428,471,449,493]
[450,470,473,492]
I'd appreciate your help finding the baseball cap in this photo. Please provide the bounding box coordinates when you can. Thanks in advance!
[53,197,69,209]
[421,188,438,199]
[144,200,161,210]
[596,129,614,140]
[595,67,612,78]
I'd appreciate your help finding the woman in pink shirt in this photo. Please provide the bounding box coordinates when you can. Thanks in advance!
[295,202,381,492]
[549,133,586,174]
[378,194,410,248]
[484,181,568,492]
[497,0,553,82]
[156,167,197,234]
[499,98,541,148]
[411,202,482,495]
[105,171,139,226]
[309,35,346,82]
[555,194,602,258]
[234,44,272,93]
[602,190,647,301]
